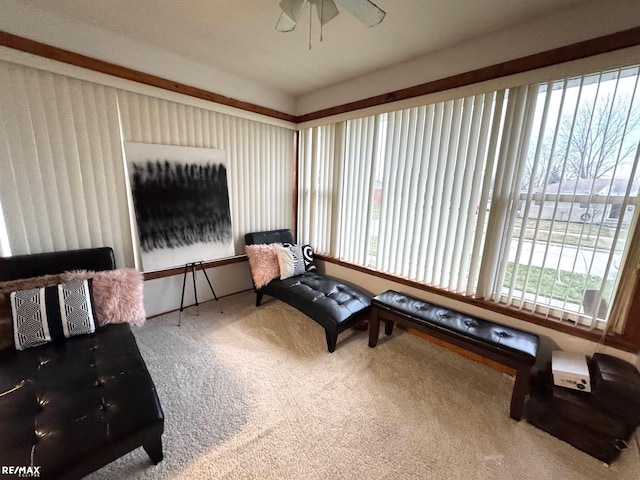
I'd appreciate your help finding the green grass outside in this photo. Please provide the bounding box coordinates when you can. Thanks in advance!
[503,262,614,305]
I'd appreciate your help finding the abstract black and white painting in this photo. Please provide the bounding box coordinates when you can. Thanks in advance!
[124,142,233,271]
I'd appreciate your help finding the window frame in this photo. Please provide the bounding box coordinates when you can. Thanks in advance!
[298,53,640,353]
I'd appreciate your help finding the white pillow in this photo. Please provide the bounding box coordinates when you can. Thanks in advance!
[276,244,306,280]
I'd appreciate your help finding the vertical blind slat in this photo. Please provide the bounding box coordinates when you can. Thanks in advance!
[410,106,432,281]
[452,95,481,292]
[427,101,453,285]
[416,104,441,283]
[0,60,294,264]
[441,97,473,290]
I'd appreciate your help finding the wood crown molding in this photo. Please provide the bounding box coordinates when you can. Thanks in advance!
[0,31,296,123]
[2,28,640,125]
[294,26,640,123]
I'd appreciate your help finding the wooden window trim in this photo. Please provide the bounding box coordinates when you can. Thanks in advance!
[295,26,640,123]
[317,254,640,353]
[0,31,296,123]
[142,255,247,281]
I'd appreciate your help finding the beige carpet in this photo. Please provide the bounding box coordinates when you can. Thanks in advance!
[87,292,640,480]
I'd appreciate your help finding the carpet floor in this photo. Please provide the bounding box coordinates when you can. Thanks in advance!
[87,291,640,479]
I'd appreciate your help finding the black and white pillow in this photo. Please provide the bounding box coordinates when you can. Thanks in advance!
[10,279,96,351]
[283,243,316,272]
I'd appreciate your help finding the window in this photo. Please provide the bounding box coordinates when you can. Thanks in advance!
[501,66,640,332]
[299,63,640,335]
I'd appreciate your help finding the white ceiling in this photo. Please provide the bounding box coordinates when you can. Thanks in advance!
[16,0,588,98]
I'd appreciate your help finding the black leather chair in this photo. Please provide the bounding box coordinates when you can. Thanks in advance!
[0,248,164,480]
[245,230,371,352]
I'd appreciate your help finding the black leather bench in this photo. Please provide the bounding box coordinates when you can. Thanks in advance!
[369,290,539,420]
[245,229,371,353]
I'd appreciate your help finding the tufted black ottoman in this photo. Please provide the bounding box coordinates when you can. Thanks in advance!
[369,290,539,420]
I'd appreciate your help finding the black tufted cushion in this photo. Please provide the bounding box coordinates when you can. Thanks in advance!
[370,290,539,420]
[263,272,371,331]
[0,323,164,479]
[373,290,538,364]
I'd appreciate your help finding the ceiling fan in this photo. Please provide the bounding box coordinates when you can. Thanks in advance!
[275,0,386,33]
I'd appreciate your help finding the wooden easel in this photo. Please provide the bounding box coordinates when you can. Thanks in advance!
[178,261,223,326]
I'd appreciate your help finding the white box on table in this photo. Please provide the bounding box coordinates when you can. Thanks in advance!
[552,350,591,392]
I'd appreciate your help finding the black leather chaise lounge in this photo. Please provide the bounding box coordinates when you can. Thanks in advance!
[0,248,164,480]
[245,229,371,352]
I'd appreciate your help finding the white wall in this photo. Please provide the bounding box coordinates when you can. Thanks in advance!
[316,260,638,367]
[143,261,253,318]
[296,0,640,115]
[0,0,296,115]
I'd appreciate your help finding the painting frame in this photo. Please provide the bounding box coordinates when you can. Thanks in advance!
[124,142,234,272]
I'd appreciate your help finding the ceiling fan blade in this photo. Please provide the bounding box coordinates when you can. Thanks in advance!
[276,0,306,32]
[335,0,386,27]
[275,11,298,32]
[316,0,339,26]
[279,0,306,21]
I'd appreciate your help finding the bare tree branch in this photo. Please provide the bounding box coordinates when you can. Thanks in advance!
[558,93,640,179]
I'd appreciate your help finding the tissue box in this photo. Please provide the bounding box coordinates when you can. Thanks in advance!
[552,350,591,392]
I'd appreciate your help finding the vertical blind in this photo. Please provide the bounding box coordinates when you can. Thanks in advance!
[0,59,295,268]
[298,123,337,255]
[0,61,134,268]
[299,90,516,296]
[299,64,640,334]
[497,67,640,332]
[117,91,295,255]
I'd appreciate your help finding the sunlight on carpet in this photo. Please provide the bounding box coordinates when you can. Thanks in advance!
[86,292,640,480]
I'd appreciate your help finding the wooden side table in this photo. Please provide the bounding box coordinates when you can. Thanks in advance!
[526,354,640,464]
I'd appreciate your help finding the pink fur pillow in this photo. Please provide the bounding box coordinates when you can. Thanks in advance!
[245,243,282,288]
[64,269,146,327]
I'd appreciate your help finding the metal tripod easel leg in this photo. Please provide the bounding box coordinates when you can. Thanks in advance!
[178,261,223,326]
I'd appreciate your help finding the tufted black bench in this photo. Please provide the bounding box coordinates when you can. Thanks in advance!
[369,290,539,420]
[245,229,371,353]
